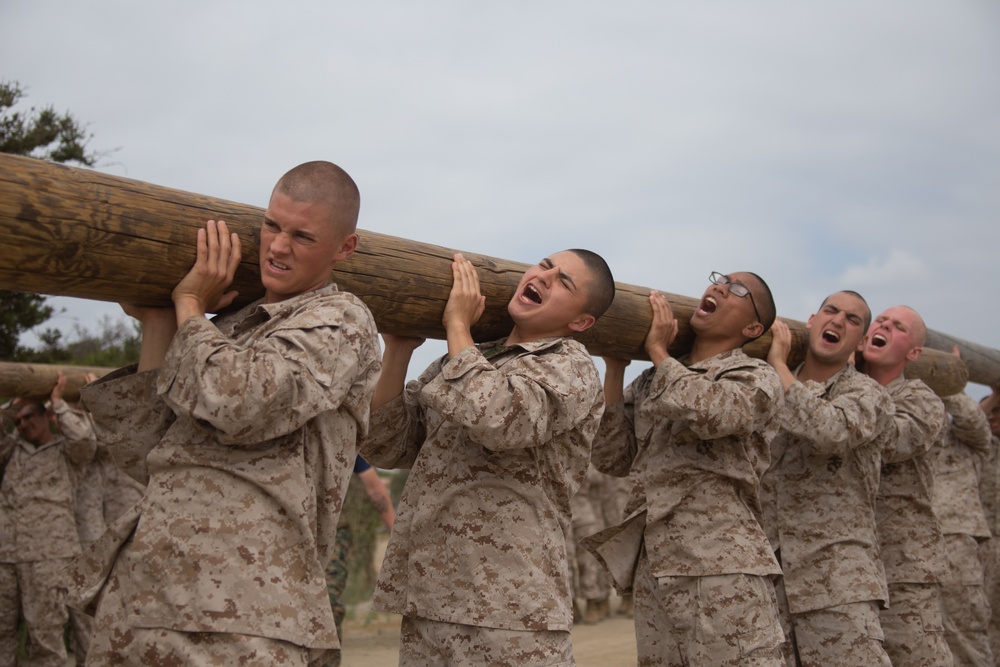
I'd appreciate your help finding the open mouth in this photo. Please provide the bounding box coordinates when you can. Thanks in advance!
[699,296,717,314]
[522,284,542,304]
[871,333,887,348]
[822,330,841,344]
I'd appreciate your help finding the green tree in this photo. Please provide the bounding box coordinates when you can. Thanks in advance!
[1,80,102,360]
[22,316,140,368]
[0,80,97,166]
[0,291,54,360]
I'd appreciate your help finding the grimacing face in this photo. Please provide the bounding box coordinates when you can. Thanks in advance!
[806,292,869,365]
[258,190,357,304]
[864,306,924,368]
[507,251,595,339]
[14,406,51,446]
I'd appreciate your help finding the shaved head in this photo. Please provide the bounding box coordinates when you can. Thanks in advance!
[742,271,776,337]
[896,305,927,346]
[820,290,872,333]
[273,161,361,234]
[567,249,615,320]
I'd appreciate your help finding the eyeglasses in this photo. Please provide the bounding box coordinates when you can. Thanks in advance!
[709,271,761,324]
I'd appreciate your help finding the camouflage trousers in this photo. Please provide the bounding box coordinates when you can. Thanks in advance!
[632,552,785,667]
[941,534,993,667]
[0,558,72,667]
[787,600,892,667]
[87,563,333,666]
[322,525,352,667]
[570,516,610,602]
[774,572,892,667]
[68,606,93,663]
[982,538,1000,665]
[881,582,954,667]
[399,615,574,666]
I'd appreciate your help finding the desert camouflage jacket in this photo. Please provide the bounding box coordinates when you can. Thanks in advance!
[75,284,380,649]
[877,375,948,584]
[591,349,784,580]
[361,336,603,632]
[760,363,894,613]
[932,392,992,539]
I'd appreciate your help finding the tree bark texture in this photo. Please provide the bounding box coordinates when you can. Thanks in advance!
[0,153,989,395]
[0,361,114,401]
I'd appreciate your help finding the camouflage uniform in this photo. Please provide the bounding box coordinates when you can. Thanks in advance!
[932,393,993,666]
[569,465,610,616]
[52,399,105,664]
[360,336,603,665]
[877,376,951,667]
[73,284,381,663]
[982,433,1000,661]
[759,363,895,667]
[98,446,144,525]
[324,457,376,667]
[0,403,96,667]
[586,350,786,667]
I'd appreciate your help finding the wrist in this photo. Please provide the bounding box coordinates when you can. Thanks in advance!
[647,346,669,367]
[173,297,206,327]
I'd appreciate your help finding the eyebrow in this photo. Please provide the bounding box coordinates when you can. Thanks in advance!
[541,258,577,291]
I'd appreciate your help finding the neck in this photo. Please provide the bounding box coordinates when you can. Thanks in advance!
[689,337,740,363]
[505,325,571,347]
[865,361,905,388]
[798,354,849,384]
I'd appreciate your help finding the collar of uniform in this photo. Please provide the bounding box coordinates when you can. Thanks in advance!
[227,283,342,335]
[679,347,748,372]
[477,336,567,361]
[18,433,65,455]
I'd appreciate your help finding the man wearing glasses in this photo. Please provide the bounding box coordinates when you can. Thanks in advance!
[0,397,96,666]
[762,291,896,666]
[588,271,786,666]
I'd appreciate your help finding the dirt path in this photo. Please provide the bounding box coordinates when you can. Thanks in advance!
[340,604,638,666]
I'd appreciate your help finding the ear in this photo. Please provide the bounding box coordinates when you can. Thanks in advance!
[567,313,597,334]
[743,321,764,340]
[332,233,358,262]
[906,345,923,362]
[805,314,815,330]
[856,335,868,354]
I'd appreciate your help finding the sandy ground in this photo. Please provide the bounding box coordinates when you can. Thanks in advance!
[340,599,639,667]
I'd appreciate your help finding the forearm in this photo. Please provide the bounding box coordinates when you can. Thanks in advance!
[360,470,396,530]
[943,393,991,451]
[769,359,797,393]
[371,345,415,414]
[136,311,178,373]
[51,400,95,441]
[445,321,476,360]
[602,360,629,404]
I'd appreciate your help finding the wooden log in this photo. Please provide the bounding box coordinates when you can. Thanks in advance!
[0,362,115,401]
[922,331,1000,390]
[0,153,980,396]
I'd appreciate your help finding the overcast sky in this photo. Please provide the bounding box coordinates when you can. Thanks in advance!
[3,2,998,395]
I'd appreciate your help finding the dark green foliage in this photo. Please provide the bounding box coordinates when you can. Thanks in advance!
[0,80,97,166]
[0,291,55,361]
